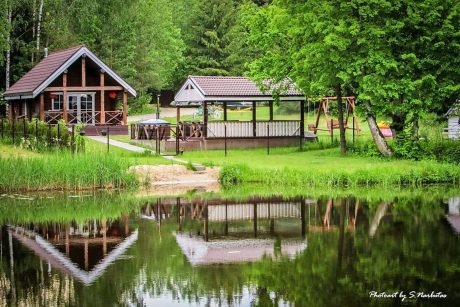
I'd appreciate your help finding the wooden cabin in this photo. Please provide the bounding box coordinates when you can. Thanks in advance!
[131,76,312,150]
[446,103,459,140]
[3,45,136,135]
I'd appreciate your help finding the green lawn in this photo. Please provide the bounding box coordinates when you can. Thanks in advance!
[181,146,460,186]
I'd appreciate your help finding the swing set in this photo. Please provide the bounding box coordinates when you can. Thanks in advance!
[307,96,361,135]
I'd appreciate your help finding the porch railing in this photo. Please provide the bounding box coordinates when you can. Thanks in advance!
[44,111,123,125]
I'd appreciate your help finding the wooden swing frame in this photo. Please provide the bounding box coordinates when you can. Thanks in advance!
[308,96,360,135]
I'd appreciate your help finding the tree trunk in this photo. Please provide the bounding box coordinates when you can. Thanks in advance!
[31,0,37,63]
[5,1,11,90]
[36,0,44,58]
[365,100,393,157]
[5,1,12,118]
[336,84,347,154]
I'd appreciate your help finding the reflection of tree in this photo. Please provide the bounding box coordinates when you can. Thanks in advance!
[247,197,460,306]
[2,195,460,306]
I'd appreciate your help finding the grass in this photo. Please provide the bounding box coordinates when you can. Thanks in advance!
[0,137,173,192]
[181,146,460,187]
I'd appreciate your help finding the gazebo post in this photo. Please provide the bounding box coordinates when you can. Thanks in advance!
[100,70,105,124]
[122,91,128,125]
[8,101,14,120]
[252,101,257,137]
[203,101,208,137]
[269,100,274,121]
[223,101,227,121]
[176,106,181,123]
[63,70,68,123]
[300,100,305,138]
[39,93,45,121]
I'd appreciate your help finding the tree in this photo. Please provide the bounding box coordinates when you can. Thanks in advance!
[185,0,238,76]
[244,0,353,154]
[244,0,460,156]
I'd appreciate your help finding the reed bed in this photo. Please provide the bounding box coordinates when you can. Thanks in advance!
[0,151,138,192]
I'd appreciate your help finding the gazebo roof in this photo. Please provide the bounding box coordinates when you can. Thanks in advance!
[174,76,305,105]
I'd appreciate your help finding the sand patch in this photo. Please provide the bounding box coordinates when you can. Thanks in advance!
[129,164,220,195]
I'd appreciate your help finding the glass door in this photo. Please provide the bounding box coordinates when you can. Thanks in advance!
[66,93,95,124]
[80,94,94,124]
[67,94,79,124]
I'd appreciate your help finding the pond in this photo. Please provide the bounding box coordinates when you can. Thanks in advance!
[0,188,459,306]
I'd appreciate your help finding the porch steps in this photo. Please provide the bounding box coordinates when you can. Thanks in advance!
[82,125,128,136]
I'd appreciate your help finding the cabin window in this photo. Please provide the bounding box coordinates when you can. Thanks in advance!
[51,93,63,110]
[186,84,194,90]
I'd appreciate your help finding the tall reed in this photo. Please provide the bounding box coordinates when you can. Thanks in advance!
[0,151,138,192]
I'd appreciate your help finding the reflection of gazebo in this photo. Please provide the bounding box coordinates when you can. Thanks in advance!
[8,225,138,285]
[175,233,306,266]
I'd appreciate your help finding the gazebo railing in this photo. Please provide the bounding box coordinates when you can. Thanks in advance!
[207,120,301,138]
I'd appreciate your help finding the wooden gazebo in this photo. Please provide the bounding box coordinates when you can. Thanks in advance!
[165,76,312,150]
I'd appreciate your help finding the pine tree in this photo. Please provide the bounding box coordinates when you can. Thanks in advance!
[186,0,237,76]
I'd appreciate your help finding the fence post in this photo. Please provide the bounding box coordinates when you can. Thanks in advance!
[224,123,227,157]
[107,127,110,153]
[352,116,355,144]
[57,124,61,147]
[299,122,302,151]
[330,119,334,145]
[175,125,179,155]
[23,118,27,140]
[48,123,51,145]
[35,119,38,140]
[156,126,160,155]
[267,123,270,155]
[71,125,75,155]
[1,118,3,140]
[12,119,15,145]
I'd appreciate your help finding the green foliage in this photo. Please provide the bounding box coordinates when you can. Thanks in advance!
[0,119,83,152]
[128,93,153,115]
[243,0,460,150]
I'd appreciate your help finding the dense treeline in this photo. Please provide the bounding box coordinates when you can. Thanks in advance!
[0,0,459,157]
[0,0,258,102]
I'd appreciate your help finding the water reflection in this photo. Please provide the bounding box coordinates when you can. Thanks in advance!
[0,192,459,306]
[5,217,137,285]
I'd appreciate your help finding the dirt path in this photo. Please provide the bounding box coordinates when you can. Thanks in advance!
[130,164,220,195]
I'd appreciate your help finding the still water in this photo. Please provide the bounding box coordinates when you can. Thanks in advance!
[0,190,459,306]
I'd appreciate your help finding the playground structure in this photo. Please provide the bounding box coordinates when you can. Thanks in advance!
[308,96,360,136]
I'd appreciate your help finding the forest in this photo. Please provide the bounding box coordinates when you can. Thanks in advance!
[0,0,459,156]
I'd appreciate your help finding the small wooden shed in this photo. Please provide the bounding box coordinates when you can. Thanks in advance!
[446,103,459,140]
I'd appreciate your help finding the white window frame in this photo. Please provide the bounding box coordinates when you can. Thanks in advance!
[51,92,64,111]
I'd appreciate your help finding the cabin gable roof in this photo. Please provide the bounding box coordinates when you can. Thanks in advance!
[4,45,136,99]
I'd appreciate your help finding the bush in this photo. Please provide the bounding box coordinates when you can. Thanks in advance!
[128,94,154,115]
[0,119,83,152]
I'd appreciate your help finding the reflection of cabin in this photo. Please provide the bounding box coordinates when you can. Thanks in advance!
[7,218,137,285]
[446,104,460,140]
[446,196,460,234]
[3,45,136,135]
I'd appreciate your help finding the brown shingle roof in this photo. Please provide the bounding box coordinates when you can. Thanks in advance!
[4,45,85,96]
[189,76,303,97]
